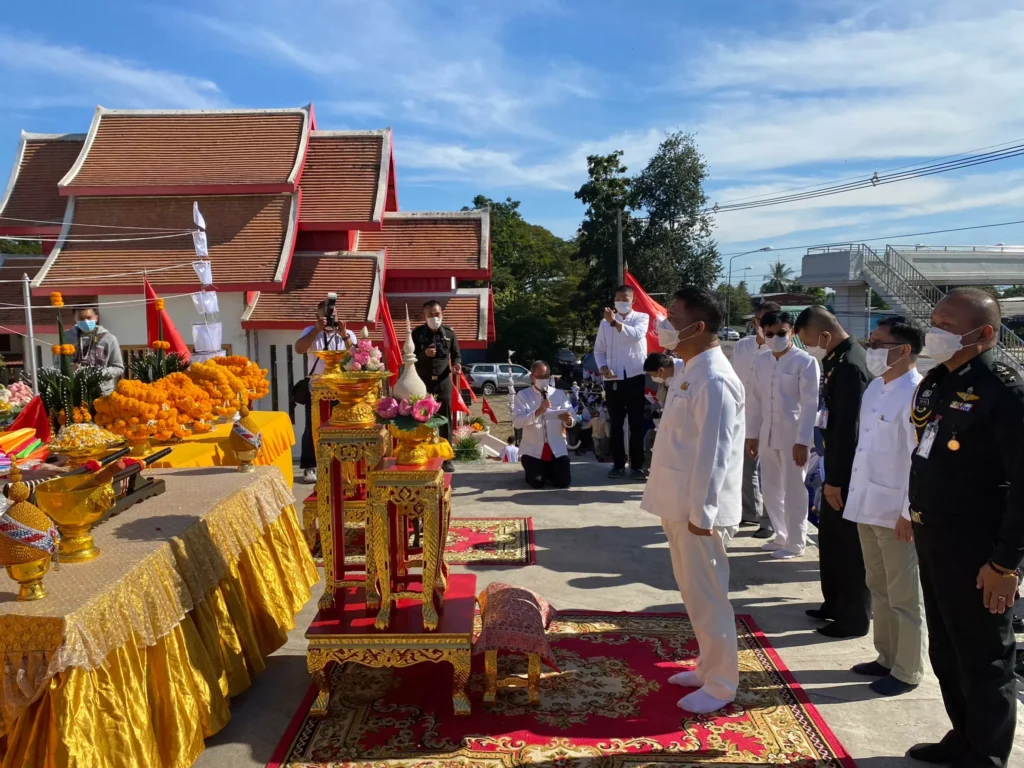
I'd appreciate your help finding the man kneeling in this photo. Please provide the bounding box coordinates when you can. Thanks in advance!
[512,361,576,489]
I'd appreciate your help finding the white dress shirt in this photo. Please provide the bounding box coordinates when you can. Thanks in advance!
[593,311,649,379]
[745,345,820,450]
[641,346,745,529]
[844,369,922,528]
[512,386,578,460]
[302,327,358,376]
[730,334,768,394]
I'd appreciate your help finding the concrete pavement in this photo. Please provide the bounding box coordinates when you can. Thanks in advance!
[194,457,1024,767]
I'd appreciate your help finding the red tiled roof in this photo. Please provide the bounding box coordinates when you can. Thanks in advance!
[34,194,298,292]
[0,133,84,228]
[358,211,489,275]
[0,255,92,330]
[386,289,491,347]
[242,251,383,329]
[299,130,389,227]
[60,108,310,194]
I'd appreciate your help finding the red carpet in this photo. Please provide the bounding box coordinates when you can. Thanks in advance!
[269,612,854,767]
[315,517,534,568]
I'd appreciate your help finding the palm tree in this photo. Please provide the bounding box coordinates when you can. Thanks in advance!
[761,260,794,293]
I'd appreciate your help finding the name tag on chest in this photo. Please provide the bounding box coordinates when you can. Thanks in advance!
[916,421,939,459]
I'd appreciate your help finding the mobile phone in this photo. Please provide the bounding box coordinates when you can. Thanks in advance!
[325,292,338,328]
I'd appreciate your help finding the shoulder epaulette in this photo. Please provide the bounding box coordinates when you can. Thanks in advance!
[991,361,1020,385]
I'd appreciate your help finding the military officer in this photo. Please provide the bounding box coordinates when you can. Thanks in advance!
[898,288,1024,768]
[411,299,462,472]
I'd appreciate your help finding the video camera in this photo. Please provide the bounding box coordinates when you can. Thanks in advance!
[325,292,338,329]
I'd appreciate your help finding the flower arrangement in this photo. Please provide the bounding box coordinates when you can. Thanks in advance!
[186,361,247,419]
[150,340,171,351]
[451,425,482,462]
[328,337,386,373]
[376,394,442,424]
[210,356,270,400]
[4,383,32,409]
[93,374,216,442]
[50,344,75,356]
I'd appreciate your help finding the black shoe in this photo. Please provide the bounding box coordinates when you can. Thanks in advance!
[608,467,624,479]
[630,468,647,481]
[817,624,869,639]
[851,661,890,677]
[870,675,918,697]
[739,520,760,528]
[442,460,455,473]
[1013,616,1024,633]
[752,528,774,539]
[1014,648,1024,677]
[806,608,833,622]
[907,733,966,764]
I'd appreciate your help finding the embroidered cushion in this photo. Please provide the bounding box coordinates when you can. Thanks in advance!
[475,582,558,670]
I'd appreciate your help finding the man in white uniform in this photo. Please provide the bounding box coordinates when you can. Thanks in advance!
[730,301,780,538]
[845,316,927,697]
[642,287,745,715]
[512,361,577,488]
[745,311,820,558]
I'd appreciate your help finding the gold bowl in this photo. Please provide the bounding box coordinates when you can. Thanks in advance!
[389,423,436,466]
[6,557,50,601]
[312,370,389,427]
[35,476,117,562]
[60,440,126,468]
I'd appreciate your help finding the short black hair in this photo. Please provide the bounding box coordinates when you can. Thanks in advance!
[77,305,99,315]
[760,310,793,328]
[423,299,442,311]
[615,285,634,296]
[531,359,550,375]
[507,435,515,444]
[644,352,673,372]
[754,301,781,316]
[876,315,925,355]
[672,286,723,333]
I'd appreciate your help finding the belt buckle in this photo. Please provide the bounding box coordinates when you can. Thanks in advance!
[431,375,438,381]
[910,510,923,524]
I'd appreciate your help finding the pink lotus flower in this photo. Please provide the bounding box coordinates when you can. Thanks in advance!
[353,350,371,366]
[422,395,442,416]
[398,399,413,416]
[412,399,434,422]
[358,338,374,352]
[370,347,382,360]
[344,360,362,372]
[376,397,399,419]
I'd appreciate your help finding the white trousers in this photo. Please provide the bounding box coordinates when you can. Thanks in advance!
[758,446,808,554]
[662,518,738,701]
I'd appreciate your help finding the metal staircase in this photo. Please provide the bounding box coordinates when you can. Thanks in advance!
[860,245,1024,372]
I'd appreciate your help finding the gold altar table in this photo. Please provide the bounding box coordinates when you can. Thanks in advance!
[0,467,317,768]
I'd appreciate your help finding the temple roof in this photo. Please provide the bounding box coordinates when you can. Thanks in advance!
[357,211,489,277]
[0,255,90,332]
[0,133,84,231]
[59,107,310,196]
[241,250,384,329]
[386,288,492,348]
[32,194,298,294]
[299,130,392,228]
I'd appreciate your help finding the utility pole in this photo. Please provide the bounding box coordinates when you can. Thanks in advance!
[616,210,624,285]
[22,274,37,393]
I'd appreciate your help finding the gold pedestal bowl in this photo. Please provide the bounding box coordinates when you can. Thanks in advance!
[6,558,50,601]
[312,360,388,428]
[60,440,126,469]
[389,423,435,466]
[35,476,117,563]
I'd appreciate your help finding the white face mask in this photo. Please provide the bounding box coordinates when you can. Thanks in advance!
[614,301,632,315]
[767,334,790,353]
[924,326,981,363]
[657,318,680,349]
[865,347,898,377]
[533,378,550,392]
[426,316,442,331]
[651,376,665,385]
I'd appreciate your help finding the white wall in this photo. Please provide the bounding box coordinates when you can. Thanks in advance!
[255,328,305,456]
[97,291,247,354]
[832,285,871,339]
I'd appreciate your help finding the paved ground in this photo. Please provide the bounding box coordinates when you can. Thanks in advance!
[194,457,1024,767]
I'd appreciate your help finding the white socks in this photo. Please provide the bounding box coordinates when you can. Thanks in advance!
[771,549,798,559]
[678,688,732,714]
[668,669,702,687]
[760,540,781,551]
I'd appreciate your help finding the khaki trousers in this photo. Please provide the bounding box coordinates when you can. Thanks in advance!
[662,518,739,701]
[858,522,927,685]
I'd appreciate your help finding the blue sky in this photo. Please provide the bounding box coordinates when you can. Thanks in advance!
[4,0,1024,284]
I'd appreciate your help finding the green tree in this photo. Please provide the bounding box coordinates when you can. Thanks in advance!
[1002,285,1024,298]
[760,260,794,293]
[0,239,42,255]
[870,290,890,310]
[631,131,720,290]
[467,196,580,364]
[716,281,752,327]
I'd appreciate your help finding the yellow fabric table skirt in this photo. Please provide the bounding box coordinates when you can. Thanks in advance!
[147,410,296,487]
[0,471,317,768]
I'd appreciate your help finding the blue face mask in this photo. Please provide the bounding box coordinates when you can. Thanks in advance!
[77,319,96,333]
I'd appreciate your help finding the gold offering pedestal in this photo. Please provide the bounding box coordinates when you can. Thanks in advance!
[366,457,452,632]
[35,475,117,562]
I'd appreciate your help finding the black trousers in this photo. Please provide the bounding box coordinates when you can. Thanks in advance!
[817,493,870,632]
[605,374,645,471]
[426,377,453,443]
[522,454,571,489]
[915,518,1016,767]
[300,397,315,470]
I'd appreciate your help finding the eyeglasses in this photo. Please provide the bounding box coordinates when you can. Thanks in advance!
[865,341,903,350]
[763,331,788,338]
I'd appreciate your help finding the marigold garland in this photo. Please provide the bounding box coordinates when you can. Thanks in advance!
[49,292,63,308]
[154,298,165,311]
[150,340,171,351]
[210,355,270,401]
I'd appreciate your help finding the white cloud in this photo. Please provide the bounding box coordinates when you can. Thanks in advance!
[0,33,225,110]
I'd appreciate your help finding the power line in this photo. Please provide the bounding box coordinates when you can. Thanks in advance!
[0,260,200,284]
[0,231,196,244]
[0,215,197,232]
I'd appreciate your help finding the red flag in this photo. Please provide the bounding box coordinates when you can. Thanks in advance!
[144,279,190,362]
[380,299,402,386]
[452,385,470,416]
[7,396,51,443]
[481,397,498,424]
[624,270,667,352]
[459,372,477,403]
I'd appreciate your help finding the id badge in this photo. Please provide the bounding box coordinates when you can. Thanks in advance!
[815,409,829,429]
[916,422,939,459]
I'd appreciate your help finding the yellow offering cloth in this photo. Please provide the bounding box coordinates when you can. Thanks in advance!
[0,467,317,768]
[146,411,296,487]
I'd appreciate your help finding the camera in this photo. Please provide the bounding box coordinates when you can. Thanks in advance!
[325,292,338,329]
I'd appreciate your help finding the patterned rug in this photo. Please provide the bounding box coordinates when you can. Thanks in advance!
[314,517,534,567]
[269,612,854,767]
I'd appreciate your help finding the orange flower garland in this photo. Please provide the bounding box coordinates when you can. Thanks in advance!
[154,298,165,311]
[210,355,270,400]
[152,373,214,437]
[150,340,171,351]
[186,361,243,418]
[93,380,162,442]
[49,292,63,308]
